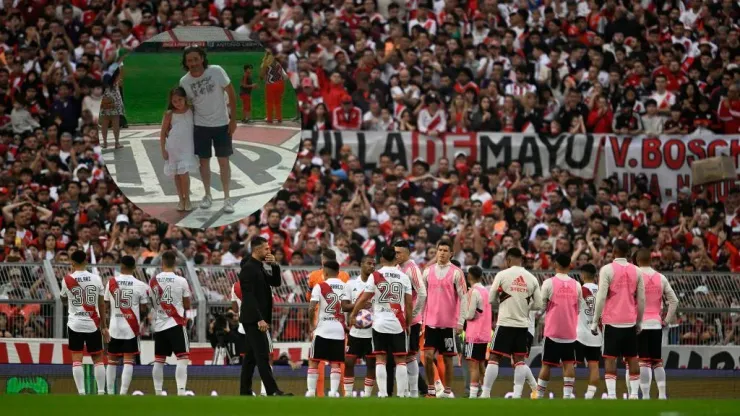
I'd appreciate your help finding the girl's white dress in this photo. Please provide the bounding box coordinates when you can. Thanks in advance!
[164,109,199,177]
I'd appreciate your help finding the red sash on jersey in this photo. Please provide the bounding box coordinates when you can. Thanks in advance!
[149,278,187,326]
[108,278,140,336]
[64,275,100,328]
[233,281,242,300]
[372,271,406,330]
[427,113,442,132]
[318,281,346,331]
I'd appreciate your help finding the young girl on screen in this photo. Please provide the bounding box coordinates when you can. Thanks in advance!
[160,87,198,212]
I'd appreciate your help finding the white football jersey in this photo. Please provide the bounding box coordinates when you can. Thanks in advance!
[346,277,372,339]
[577,282,601,347]
[149,271,191,332]
[310,277,349,340]
[61,270,104,333]
[230,282,245,334]
[104,274,150,340]
[365,266,412,334]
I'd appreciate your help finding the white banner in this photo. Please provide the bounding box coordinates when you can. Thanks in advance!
[3,339,739,369]
[603,134,740,201]
[302,131,601,179]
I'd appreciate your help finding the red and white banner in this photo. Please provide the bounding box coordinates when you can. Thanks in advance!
[3,339,739,369]
[0,338,309,366]
[604,135,740,201]
[303,131,601,179]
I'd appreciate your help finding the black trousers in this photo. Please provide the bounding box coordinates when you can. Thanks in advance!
[240,324,278,395]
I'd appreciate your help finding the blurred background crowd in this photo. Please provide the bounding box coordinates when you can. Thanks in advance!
[0,0,738,347]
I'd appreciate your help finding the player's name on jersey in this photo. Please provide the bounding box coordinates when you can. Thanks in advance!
[71,275,93,282]
[114,280,137,287]
[327,283,344,290]
[157,276,178,283]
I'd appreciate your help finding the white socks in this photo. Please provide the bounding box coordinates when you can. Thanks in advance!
[470,382,479,399]
[653,363,667,399]
[376,363,388,397]
[343,376,354,397]
[563,377,575,398]
[72,362,85,395]
[536,378,548,398]
[526,366,538,390]
[94,362,106,394]
[407,358,420,397]
[152,360,165,395]
[175,358,188,396]
[121,361,134,395]
[106,364,117,394]
[512,363,527,398]
[395,362,408,397]
[480,360,498,397]
[584,384,598,399]
[363,377,374,397]
[628,373,640,398]
[639,362,652,398]
[329,367,341,396]
[605,372,617,398]
[306,368,318,396]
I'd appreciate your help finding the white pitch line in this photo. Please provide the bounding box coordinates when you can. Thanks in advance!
[280,131,303,151]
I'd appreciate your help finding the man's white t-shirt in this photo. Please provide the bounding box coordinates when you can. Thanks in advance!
[104,274,150,340]
[179,65,231,127]
[150,271,191,332]
[61,270,104,333]
[365,266,412,334]
[489,265,542,328]
[310,277,349,340]
[346,277,372,339]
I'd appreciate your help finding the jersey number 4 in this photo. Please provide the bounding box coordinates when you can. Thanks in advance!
[153,285,174,305]
[377,281,403,304]
[70,286,97,307]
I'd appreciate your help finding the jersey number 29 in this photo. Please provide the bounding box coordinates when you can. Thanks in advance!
[377,281,403,304]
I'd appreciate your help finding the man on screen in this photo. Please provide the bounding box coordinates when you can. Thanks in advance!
[179,45,237,214]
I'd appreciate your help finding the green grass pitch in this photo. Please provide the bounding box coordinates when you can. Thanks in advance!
[122,51,298,125]
[3,395,739,416]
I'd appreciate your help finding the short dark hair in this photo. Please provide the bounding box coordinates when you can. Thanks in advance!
[636,248,652,264]
[71,250,87,265]
[468,265,483,280]
[580,263,597,277]
[554,253,571,269]
[381,246,396,262]
[436,239,453,250]
[506,247,523,259]
[161,250,177,268]
[393,240,410,250]
[120,255,136,270]
[323,260,340,273]
[321,248,337,261]
[613,239,630,256]
[251,236,268,248]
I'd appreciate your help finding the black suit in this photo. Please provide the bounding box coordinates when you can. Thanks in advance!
[239,256,282,395]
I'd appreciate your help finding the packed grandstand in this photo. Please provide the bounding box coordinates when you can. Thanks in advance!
[0,0,738,348]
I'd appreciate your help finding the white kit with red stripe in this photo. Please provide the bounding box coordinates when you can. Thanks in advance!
[310,278,349,340]
[104,274,150,340]
[60,271,104,333]
[149,272,191,332]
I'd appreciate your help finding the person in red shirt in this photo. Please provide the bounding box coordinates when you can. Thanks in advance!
[587,96,613,133]
[322,71,349,113]
[332,95,362,130]
[132,10,155,40]
[717,85,740,134]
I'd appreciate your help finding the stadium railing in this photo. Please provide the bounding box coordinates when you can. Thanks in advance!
[1,263,738,346]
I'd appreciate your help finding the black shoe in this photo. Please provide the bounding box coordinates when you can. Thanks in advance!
[270,391,293,396]
[240,391,255,396]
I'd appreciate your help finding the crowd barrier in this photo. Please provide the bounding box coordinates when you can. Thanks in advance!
[302,131,740,202]
[1,262,738,347]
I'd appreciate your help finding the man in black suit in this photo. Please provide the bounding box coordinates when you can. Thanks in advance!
[238,236,291,396]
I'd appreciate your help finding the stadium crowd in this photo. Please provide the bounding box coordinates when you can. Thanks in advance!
[0,0,739,347]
